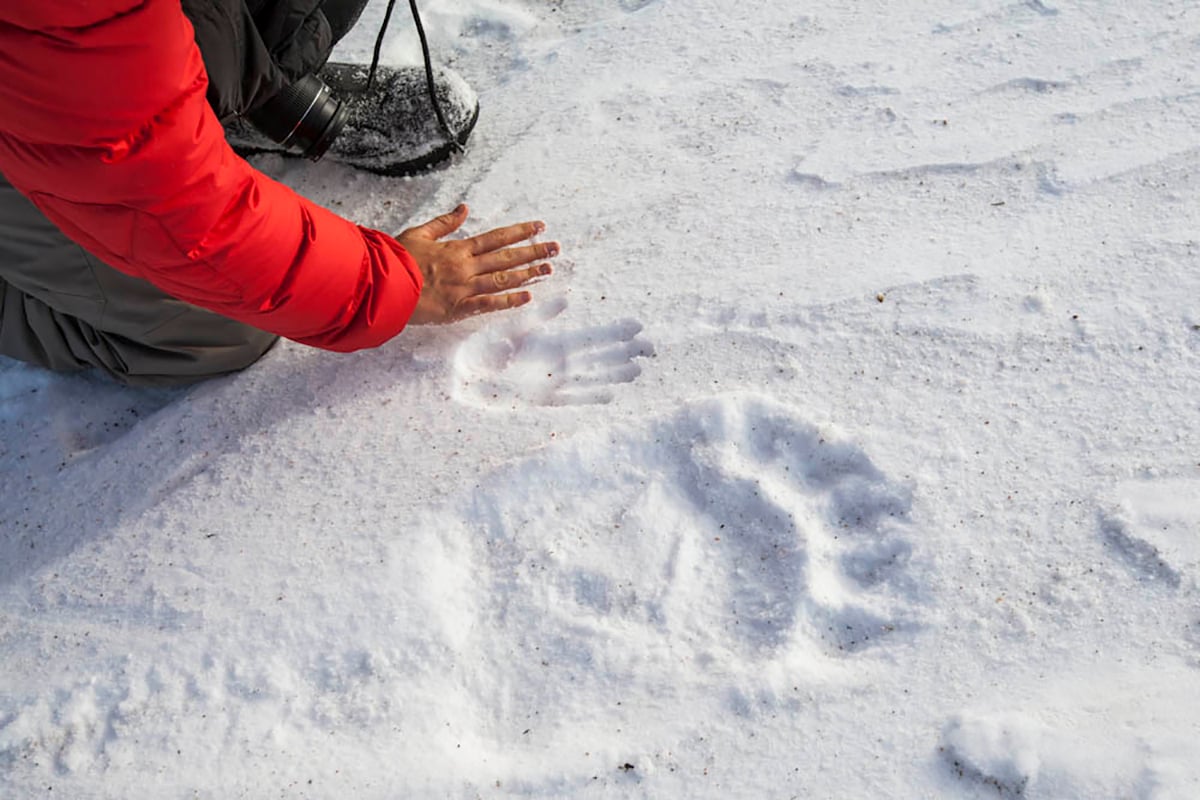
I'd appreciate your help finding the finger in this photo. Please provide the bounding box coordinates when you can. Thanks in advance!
[566,362,643,387]
[454,290,532,320]
[552,387,617,407]
[467,220,546,255]
[410,204,469,240]
[572,340,655,371]
[474,242,559,274]
[470,263,552,295]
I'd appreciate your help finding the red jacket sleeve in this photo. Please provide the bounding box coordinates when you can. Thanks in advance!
[0,0,423,352]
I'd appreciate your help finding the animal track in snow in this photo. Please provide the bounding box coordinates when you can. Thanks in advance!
[468,395,917,666]
[451,297,653,408]
[939,667,1200,799]
[1099,478,1200,590]
[941,712,1040,797]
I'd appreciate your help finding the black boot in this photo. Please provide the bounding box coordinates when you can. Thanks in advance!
[226,62,479,177]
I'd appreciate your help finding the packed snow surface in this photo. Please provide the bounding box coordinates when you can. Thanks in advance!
[2,0,1199,797]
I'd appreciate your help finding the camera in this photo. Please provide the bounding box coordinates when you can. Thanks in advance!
[247,74,349,160]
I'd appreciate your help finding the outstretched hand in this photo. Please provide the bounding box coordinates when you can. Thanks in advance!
[398,204,558,325]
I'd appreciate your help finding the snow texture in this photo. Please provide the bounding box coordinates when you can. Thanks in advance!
[2,0,1200,797]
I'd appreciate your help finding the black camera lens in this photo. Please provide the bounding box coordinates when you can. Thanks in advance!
[247,74,349,161]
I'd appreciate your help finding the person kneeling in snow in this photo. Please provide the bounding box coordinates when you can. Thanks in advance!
[0,0,558,386]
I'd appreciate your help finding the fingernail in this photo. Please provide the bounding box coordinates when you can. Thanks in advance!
[546,243,560,257]
[533,222,546,235]
[539,263,552,276]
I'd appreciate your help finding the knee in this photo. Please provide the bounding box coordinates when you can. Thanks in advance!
[115,327,281,387]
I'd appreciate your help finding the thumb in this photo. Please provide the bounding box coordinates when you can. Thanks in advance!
[411,203,469,241]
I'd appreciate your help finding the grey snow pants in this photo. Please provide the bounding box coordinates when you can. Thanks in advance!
[0,0,368,386]
[0,177,279,387]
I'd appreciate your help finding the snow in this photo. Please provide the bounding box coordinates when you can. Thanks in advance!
[2,0,1199,796]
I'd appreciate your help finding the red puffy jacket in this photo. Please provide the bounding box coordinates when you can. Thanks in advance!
[0,0,423,351]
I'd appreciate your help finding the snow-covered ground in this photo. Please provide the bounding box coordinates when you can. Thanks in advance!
[2,0,1199,796]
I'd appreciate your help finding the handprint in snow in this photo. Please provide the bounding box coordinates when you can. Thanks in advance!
[451,297,654,408]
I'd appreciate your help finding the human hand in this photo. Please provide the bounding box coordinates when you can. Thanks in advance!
[398,204,558,325]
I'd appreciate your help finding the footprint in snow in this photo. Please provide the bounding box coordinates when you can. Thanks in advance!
[451,296,654,408]
[467,394,918,666]
[939,673,1200,799]
[1098,477,1200,590]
